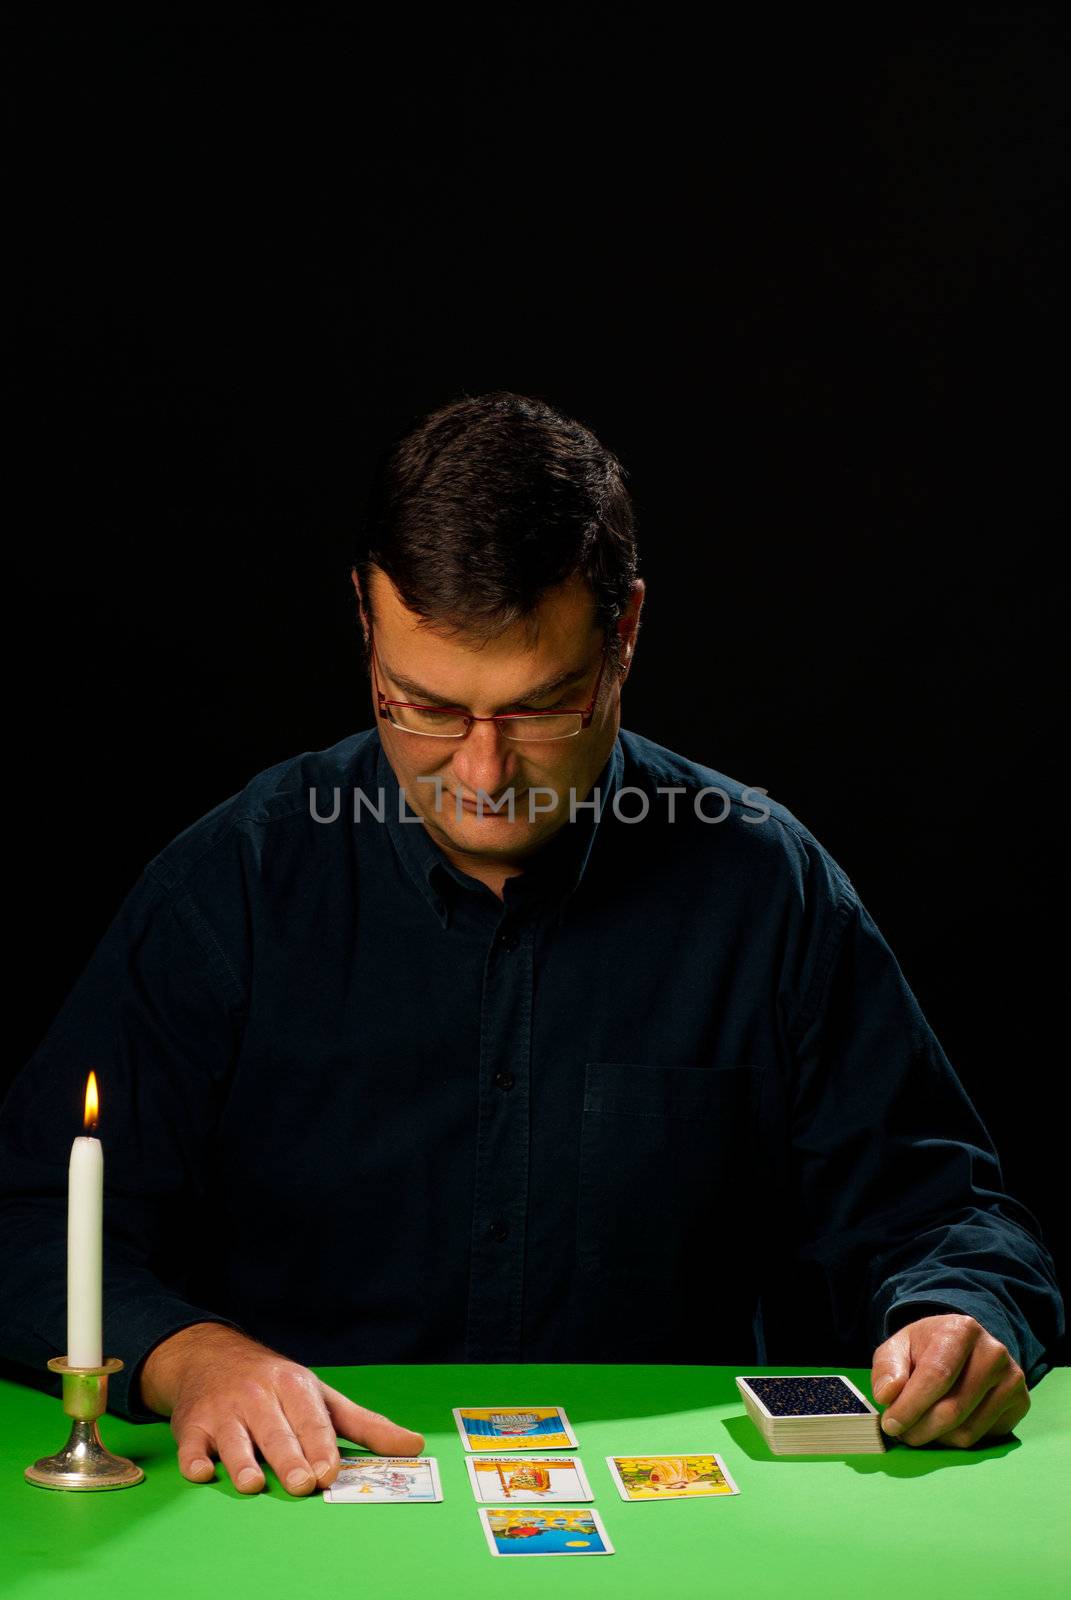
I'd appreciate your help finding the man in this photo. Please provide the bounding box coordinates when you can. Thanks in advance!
[0,391,1062,1498]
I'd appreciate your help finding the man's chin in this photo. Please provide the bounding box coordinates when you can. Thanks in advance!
[423,803,561,857]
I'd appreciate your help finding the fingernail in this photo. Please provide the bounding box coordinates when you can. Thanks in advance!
[237,1467,262,1489]
[881,1416,903,1436]
[286,1468,314,1491]
[191,1457,212,1475]
[312,1460,333,1479]
[873,1377,894,1399]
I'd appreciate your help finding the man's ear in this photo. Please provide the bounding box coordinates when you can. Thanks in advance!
[617,577,645,672]
[350,567,370,644]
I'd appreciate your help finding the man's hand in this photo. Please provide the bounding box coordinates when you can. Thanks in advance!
[137,1322,425,1495]
[871,1313,1029,1447]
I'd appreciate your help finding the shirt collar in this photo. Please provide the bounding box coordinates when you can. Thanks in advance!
[376,731,624,928]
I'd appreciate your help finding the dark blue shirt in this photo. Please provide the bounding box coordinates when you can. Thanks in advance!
[0,727,1063,1421]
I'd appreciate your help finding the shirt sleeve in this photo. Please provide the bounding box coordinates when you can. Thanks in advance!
[783,873,1065,1388]
[0,864,249,1422]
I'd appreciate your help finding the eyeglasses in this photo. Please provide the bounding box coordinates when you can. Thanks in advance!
[370,632,609,741]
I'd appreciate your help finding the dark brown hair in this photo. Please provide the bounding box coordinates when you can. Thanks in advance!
[352,390,640,674]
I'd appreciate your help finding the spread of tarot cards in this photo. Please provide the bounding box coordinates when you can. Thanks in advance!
[735,1374,885,1453]
[319,1378,897,1556]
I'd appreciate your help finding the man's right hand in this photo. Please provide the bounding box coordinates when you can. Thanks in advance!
[136,1321,425,1496]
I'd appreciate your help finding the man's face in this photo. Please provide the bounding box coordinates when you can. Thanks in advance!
[353,566,642,876]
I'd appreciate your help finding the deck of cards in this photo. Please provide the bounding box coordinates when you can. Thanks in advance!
[735,1375,885,1454]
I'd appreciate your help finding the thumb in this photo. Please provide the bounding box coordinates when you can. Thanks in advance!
[318,1380,425,1456]
[871,1329,911,1405]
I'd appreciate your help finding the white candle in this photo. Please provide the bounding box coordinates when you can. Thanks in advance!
[67,1072,103,1368]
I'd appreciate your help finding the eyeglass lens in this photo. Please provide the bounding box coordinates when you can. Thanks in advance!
[385,705,583,741]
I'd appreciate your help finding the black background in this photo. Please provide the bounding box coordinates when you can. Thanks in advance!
[5,12,1067,1357]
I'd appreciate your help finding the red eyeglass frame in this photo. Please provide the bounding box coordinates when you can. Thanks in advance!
[370,632,609,737]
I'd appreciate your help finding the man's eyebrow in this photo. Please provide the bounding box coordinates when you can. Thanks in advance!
[379,659,592,710]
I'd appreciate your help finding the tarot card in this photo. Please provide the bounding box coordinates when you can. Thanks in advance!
[453,1405,578,1451]
[735,1375,878,1418]
[606,1452,740,1501]
[465,1455,594,1503]
[323,1455,443,1503]
[478,1506,614,1556]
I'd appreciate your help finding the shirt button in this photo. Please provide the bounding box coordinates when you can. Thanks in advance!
[489,1219,509,1242]
[498,929,519,952]
[493,1071,515,1091]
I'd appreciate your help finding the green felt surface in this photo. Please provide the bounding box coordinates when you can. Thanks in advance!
[2,1363,1069,1600]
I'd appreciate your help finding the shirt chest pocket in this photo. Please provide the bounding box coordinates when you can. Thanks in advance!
[576,1062,762,1288]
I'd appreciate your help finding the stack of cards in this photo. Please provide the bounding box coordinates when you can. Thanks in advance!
[735,1375,885,1454]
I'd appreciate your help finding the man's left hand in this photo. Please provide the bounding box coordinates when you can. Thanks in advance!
[871,1313,1029,1447]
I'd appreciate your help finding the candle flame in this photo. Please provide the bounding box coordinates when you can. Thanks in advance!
[83,1071,99,1132]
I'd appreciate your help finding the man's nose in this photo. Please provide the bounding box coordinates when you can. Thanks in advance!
[450,719,519,798]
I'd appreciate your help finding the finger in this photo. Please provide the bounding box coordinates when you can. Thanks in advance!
[977,1388,1030,1443]
[275,1369,344,1488]
[319,1380,425,1456]
[214,1416,267,1494]
[871,1329,911,1406]
[938,1380,1029,1449]
[244,1395,322,1496]
[175,1421,218,1484]
[898,1340,1004,1447]
[881,1321,976,1439]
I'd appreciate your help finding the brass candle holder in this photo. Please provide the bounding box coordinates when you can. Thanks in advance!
[25,1357,145,1490]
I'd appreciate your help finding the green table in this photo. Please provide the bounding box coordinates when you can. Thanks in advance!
[3,1364,1068,1599]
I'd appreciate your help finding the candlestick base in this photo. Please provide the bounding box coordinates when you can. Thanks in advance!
[24,1357,145,1490]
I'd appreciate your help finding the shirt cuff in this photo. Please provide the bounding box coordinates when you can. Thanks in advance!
[882,1300,968,1337]
[880,1295,1028,1374]
[102,1294,249,1422]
